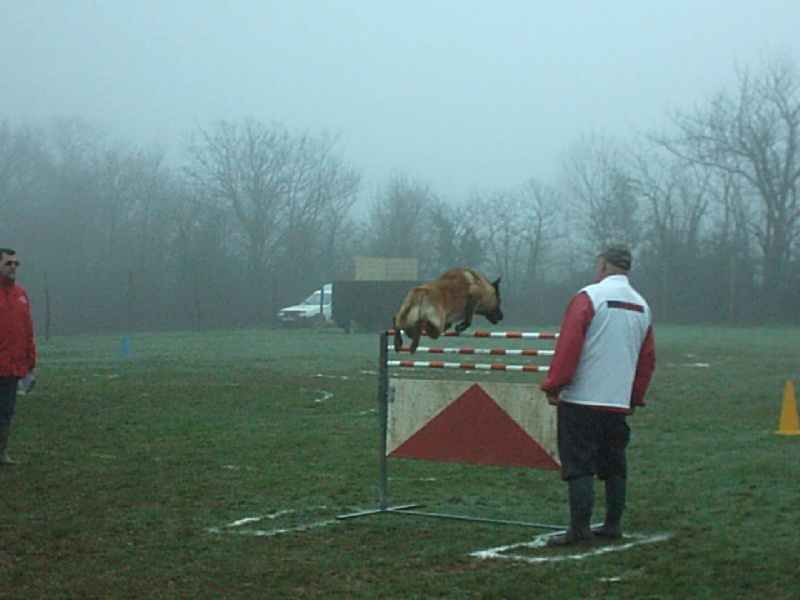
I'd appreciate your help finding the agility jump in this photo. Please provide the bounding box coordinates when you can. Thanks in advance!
[338,329,565,530]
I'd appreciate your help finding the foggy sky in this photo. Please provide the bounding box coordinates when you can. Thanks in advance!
[2,1,800,204]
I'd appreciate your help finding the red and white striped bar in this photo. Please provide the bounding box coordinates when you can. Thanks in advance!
[387,330,558,339]
[394,346,554,356]
[387,360,549,372]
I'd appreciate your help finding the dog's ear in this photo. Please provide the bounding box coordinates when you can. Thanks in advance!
[492,277,501,289]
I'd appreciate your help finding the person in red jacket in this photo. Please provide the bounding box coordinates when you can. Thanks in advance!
[541,244,656,546]
[0,248,36,466]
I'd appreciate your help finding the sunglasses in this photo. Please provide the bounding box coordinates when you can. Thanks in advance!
[3,260,20,267]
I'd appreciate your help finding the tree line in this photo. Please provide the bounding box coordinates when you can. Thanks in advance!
[1,57,799,336]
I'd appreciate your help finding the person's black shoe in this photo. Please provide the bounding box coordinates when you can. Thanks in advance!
[592,525,623,540]
[546,529,594,547]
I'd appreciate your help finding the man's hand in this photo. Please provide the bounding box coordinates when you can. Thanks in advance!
[19,368,36,393]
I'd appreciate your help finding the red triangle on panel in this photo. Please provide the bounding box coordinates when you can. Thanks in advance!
[389,383,559,469]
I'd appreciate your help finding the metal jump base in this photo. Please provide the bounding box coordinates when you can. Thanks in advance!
[337,331,565,531]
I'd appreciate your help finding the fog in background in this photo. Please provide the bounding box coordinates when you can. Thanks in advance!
[2,2,800,335]
[4,1,799,203]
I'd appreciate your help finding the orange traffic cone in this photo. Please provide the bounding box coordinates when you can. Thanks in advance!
[776,380,800,435]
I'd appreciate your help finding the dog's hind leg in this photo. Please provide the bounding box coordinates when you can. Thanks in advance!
[393,318,404,352]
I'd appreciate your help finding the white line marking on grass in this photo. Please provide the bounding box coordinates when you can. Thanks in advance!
[208,518,338,538]
[300,387,334,403]
[225,510,298,527]
[228,516,266,527]
[471,532,672,564]
[315,390,334,403]
[208,507,338,538]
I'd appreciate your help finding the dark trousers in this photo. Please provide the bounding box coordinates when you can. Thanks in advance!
[557,401,630,481]
[0,376,19,423]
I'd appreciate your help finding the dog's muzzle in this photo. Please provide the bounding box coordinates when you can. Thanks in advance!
[484,309,503,324]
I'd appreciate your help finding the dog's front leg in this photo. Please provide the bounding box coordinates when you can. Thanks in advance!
[455,296,477,332]
[410,324,422,353]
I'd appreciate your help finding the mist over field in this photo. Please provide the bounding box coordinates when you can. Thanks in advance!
[2,2,800,333]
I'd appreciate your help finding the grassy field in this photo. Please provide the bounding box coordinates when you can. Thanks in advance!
[1,325,799,599]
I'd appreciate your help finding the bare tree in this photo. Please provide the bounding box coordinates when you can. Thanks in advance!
[167,185,233,329]
[561,134,641,257]
[632,148,711,316]
[517,179,562,286]
[663,58,800,312]
[464,190,527,291]
[278,133,360,289]
[464,182,560,298]
[704,171,759,322]
[426,202,486,275]
[0,122,44,212]
[366,174,442,276]
[2,118,187,334]
[185,120,360,317]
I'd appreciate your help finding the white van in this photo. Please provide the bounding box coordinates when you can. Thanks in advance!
[277,283,333,327]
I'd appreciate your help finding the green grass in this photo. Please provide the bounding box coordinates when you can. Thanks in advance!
[1,326,799,598]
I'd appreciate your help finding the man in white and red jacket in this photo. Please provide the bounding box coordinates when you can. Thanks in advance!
[0,248,36,466]
[541,244,656,546]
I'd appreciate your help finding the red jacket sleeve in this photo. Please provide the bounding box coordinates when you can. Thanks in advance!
[19,287,36,369]
[540,291,593,397]
[630,325,656,406]
[26,307,36,369]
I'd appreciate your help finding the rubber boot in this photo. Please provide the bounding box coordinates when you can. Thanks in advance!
[0,421,16,466]
[594,475,625,539]
[548,475,594,546]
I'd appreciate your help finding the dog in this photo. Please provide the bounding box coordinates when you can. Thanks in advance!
[393,268,503,353]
